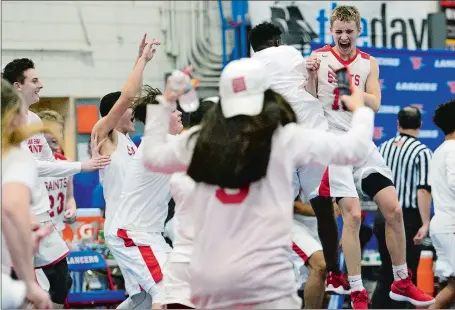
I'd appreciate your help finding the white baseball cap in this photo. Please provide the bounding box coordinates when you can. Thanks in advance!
[219,58,270,118]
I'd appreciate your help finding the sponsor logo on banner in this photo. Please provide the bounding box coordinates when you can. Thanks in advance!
[434,59,455,68]
[67,255,100,265]
[419,130,439,138]
[410,57,424,70]
[378,105,400,114]
[374,127,385,139]
[376,57,401,67]
[395,82,438,91]
[250,1,438,54]
[448,81,455,93]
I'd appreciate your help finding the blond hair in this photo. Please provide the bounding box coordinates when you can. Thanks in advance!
[1,79,61,155]
[330,6,361,30]
[37,109,65,126]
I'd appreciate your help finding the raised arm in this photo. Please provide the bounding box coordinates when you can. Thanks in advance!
[304,51,320,98]
[290,90,374,168]
[142,101,197,174]
[363,56,381,112]
[92,37,160,139]
[142,70,197,174]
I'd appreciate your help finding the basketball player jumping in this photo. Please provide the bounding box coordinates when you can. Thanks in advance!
[90,35,160,307]
[3,58,111,309]
[249,24,343,294]
[141,59,374,309]
[106,86,183,309]
[305,5,435,308]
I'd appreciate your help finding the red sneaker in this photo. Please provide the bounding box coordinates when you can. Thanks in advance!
[350,289,370,309]
[326,271,350,295]
[389,270,435,307]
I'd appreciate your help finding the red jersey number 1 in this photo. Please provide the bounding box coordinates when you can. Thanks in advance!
[332,88,348,111]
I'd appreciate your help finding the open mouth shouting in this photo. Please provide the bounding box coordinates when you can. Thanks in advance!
[339,41,351,54]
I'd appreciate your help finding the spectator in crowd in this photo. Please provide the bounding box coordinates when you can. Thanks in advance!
[373,106,432,308]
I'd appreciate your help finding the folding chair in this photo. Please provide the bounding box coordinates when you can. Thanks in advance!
[66,250,126,308]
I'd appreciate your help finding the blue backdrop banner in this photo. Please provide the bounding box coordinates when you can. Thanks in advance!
[310,43,455,151]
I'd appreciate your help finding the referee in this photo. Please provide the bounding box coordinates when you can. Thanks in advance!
[371,106,432,309]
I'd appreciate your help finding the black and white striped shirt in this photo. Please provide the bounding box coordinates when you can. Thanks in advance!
[378,134,432,209]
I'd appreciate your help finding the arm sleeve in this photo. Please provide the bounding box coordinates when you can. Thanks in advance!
[142,103,198,174]
[416,148,432,191]
[287,107,375,168]
[21,134,82,177]
[2,152,38,190]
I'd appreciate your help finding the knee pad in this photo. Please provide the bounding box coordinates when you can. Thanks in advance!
[42,258,72,304]
[361,173,394,199]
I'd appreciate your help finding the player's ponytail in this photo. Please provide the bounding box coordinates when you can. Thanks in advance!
[1,79,62,156]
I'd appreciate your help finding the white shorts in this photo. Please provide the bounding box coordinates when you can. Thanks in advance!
[163,261,194,308]
[104,238,141,296]
[318,143,393,198]
[430,232,455,279]
[291,220,322,289]
[105,229,171,302]
[34,212,69,268]
[294,164,326,200]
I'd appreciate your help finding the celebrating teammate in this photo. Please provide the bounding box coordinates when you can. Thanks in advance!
[249,24,342,290]
[3,58,111,309]
[306,5,435,308]
[429,99,455,309]
[90,35,161,307]
[141,58,374,309]
[106,86,183,309]
[38,110,77,232]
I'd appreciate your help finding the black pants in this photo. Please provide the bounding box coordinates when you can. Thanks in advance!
[371,209,423,309]
[11,258,72,305]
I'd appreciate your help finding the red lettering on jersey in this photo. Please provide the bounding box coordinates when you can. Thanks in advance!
[49,192,65,217]
[351,74,360,86]
[46,178,68,191]
[127,146,136,156]
[215,185,250,204]
[28,144,43,153]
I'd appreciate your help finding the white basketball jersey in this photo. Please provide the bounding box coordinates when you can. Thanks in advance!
[21,111,65,215]
[99,131,137,232]
[110,144,172,234]
[43,154,69,231]
[315,45,371,132]
[167,172,196,263]
[252,45,328,130]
